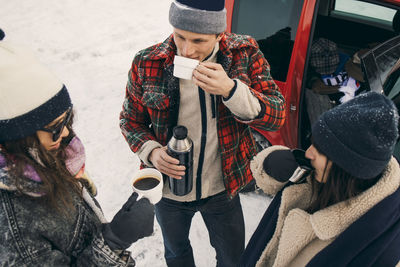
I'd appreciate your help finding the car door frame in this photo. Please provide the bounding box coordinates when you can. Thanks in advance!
[226,0,318,148]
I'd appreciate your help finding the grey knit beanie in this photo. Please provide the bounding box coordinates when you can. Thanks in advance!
[169,0,227,34]
[312,92,399,179]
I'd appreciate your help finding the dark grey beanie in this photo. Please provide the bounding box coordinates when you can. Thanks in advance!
[169,0,227,34]
[312,92,399,179]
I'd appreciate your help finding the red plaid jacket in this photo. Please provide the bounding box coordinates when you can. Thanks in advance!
[120,32,286,197]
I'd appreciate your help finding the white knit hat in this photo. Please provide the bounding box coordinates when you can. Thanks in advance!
[0,41,72,142]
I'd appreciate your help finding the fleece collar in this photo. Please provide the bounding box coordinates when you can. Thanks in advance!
[310,157,400,240]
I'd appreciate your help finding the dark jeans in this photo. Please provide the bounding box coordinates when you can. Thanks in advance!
[155,191,245,267]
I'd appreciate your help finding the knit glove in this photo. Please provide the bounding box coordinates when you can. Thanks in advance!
[263,149,313,183]
[102,192,155,250]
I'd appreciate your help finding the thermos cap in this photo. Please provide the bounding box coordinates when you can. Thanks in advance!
[173,125,188,140]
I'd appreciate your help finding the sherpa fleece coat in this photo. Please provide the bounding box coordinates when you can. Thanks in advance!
[241,145,400,267]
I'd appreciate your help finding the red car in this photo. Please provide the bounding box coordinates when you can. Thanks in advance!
[225,0,400,150]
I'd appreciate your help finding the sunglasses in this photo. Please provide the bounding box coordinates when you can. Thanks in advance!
[40,108,72,141]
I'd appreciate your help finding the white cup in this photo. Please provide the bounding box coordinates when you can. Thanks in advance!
[131,168,163,204]
[173,55,199,80]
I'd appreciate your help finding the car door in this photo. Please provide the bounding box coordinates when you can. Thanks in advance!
[226,0,318,148]
[361,34,400,158]
[361,35,400,94]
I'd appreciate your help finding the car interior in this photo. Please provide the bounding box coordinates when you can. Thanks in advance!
[299,0,400,149]
[231,0,400,150]
[314,1,398,55]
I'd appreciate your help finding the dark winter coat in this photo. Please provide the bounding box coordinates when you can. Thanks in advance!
[0,160,134,266]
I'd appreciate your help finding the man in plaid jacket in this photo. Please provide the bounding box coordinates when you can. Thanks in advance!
[120,0,285,266]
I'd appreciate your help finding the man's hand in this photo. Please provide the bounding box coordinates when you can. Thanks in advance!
[193,62,235,98]
[149,147,185,179]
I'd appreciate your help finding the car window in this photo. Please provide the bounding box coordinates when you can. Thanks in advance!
[384,63,400,161]
[334,0,396,23]
[361,35,400,93]
[386,60,400,99]
[231,0,303,40]
[360,35,400,159]
[230,0,304,81]
[387,76,400,99]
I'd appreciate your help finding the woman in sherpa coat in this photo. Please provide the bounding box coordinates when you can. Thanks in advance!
[240,92,400,267]
[0,38,155,266]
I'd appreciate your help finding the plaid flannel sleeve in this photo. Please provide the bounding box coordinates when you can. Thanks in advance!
[119,54,155,153]
[233,38,286,132]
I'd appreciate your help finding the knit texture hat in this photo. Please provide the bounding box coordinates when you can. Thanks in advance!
[312,92,399,179]
[310,38,340,75]
[169,0,227,34]
[0,41,72,143]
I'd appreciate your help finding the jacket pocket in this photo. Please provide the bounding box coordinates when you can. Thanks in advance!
[142,91,170,111]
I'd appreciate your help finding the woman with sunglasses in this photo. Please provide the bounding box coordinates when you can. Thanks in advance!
[240,92,400,267]
[0,39,155,265]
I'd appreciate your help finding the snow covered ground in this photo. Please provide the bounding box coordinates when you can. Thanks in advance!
[0,1,271,266]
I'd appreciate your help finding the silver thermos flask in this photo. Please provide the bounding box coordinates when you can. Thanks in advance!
[167,125,193,196]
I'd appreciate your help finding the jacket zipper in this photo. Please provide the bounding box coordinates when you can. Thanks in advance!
[196,86,207,200]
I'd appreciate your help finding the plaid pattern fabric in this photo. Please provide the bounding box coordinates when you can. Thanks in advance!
[120,32,286,197]
[310,38,339,75]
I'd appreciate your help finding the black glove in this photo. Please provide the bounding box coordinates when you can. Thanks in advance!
[263,149,313,183]
[102,192,155,250]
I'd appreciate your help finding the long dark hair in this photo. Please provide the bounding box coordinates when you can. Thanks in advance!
[1,112,82,214]
[307,150,381,214]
